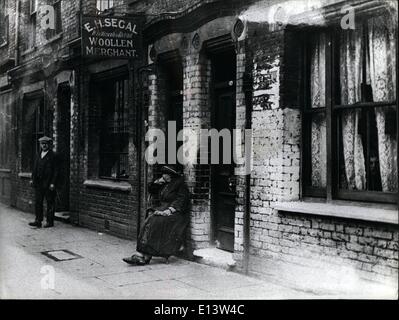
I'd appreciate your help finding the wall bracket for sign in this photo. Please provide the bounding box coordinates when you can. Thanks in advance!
[81,15,144,60]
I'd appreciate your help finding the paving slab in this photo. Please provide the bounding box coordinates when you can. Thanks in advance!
[176,271,261,292]
[0,203,312,299]
[98,270,159,287]
[117,279,215,300]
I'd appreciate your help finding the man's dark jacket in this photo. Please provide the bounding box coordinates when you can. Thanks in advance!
[32,150,59,189]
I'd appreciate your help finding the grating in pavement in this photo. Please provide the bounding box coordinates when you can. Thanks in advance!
[41,249,82,262]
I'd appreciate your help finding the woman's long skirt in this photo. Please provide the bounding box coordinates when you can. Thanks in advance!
[137,213,188,257]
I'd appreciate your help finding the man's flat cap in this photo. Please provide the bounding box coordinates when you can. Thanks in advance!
[38,136,53,143]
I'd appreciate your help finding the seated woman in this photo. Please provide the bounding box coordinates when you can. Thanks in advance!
[123,165,191,265]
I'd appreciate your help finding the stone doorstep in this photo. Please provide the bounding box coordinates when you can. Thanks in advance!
[54,211,70,223]
[193,247,237,271]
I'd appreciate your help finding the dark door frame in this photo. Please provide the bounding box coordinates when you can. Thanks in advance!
[207,42,237,251]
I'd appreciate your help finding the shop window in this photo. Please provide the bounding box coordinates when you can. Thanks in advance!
[45,0,62,40]
[303,10,397,204]
[0,0,8,46]
[98,78,129,179]
[21,93,47,172]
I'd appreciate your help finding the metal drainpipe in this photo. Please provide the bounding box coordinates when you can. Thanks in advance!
[242,70,253,275]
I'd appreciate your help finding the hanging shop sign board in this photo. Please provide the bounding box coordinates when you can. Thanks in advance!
[82,16,142,59]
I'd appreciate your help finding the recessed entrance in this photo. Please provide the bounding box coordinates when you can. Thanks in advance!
[160,54,183,169]
[210,48,236,252]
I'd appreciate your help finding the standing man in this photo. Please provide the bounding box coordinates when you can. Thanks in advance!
[29,136,59,228]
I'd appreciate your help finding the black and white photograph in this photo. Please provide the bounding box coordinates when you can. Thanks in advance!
[0,0,398,304]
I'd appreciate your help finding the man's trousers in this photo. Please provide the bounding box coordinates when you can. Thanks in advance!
[34,187,56,223]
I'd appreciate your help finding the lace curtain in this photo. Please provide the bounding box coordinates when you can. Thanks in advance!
[310,33,327,188]
[340,25,367,190]
[368,14,397,192]
[339,13,397,192]
[310,12,397,193]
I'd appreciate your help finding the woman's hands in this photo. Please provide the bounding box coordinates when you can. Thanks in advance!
[154,177,166,185]
[149,209,173,217]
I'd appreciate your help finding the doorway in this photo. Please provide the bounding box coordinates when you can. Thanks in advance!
[162,57,183,169]
[210,49,236,252]
[56,84,71,212]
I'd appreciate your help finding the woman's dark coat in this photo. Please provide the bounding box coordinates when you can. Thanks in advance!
[137,176,191,257]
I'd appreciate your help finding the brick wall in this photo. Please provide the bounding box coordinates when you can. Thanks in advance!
[249,213,398,285]
[69,69,85,222]
[233,42,248,263]
[233,21,398,284]
[182,51,212,250]
[129,0,209,17]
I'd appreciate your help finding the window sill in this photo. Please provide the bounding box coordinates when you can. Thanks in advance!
[0,168,11,173]
[83,179,132,192]
[18,172,32,179]
[274,200,398,225]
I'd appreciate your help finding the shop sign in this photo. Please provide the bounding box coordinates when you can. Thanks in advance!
[82,16,142,59]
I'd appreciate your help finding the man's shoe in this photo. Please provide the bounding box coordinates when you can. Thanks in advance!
[29,221,42,228]
[43,222,54,228]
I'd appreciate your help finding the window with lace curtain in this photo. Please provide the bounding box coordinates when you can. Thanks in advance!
[303,10,398,204]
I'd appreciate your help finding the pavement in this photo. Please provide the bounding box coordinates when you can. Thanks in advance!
[0,203,396,300]
[0,203,309,300]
